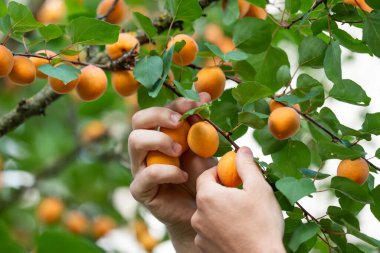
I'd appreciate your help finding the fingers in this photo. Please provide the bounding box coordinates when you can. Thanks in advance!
[166,92,211,114]
[130,165,188,203]
[128,130,182,174]
[236,147,267,191]
[132,107,183,130]
[196,167,220,192]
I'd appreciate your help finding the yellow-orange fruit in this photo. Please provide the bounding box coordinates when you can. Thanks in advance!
[30,50,56,79]
[65,211,88,234]
[343,0,373,12]
[217,151,242,187]
[268,107,300,140]
[140,234,158,252]
[187,121,219,158]
[48,63,79,94]
[222,0,251,17]
[146,151,180,167]
[8,56,36,85]
[195,67,226,100]
[37,0,66,24]
[167,70,175,87]
[204,23,225,44]
[0,45,14,77]
[134,221,149,238]
[161,121,191,152]
[97,0,128,24]
[111,70,140,97]
[92,216,116,239]
[80,121,107,143]
[218,37,235,53]
[76,65,107,101]
[37,197,64,224]
[245,4,267,19]
[269,99,301,112]
[337,158,369,185]
[167,34,198,66]
[106,33,140,60]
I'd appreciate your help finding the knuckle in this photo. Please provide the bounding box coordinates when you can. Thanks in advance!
[128,131,139,147]
[191,213,201,231]
[129,181,140,201]
[143,166,160,182]
[197,189,214,207]
[131,111,142,128]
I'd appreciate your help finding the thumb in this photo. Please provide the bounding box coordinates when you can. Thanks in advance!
[236,147,265,191]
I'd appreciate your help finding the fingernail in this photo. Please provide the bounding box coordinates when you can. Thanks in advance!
[240,147,253,157]
[171,113,181,123]
[173,142,182,153]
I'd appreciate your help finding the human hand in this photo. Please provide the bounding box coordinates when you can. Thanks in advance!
[191,147,285,253]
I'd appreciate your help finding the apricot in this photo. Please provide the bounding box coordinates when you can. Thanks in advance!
[337,158,369,185]
[37,197,64,224]
[76,65,107,101]
[65,211,88,234]
[204,23,225,44]
[37,0,66,24]
[167,34,198,66]
[245,4,267,19]
[218,37,235,53]
[112,70,140,97]
[0,45,14,77]
[187,121,219,158]
[343,0,373,12]
[269,99,301,112]
[195,67,226,100]
[30,50,56,79]
[106,33,140,60]
[97,0,128,24]
[146,151,180,167]
[48,63,79,94]
[222,0,251,17]
[161,120,190,152]
[80,120,107,143]
[268,107,300,140]
[92,216,116,239]
[217,151,242,187]
[8,56,36,85]
[140,234,158,252]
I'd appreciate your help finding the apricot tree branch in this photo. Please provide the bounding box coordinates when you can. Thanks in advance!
[283,0,325,29]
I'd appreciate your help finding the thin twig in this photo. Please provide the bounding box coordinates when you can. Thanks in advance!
[283,0,325,29]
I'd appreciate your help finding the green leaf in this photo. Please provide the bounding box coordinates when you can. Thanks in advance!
[205,42,248,62]
[254,128,288,155]
[180,104,211,120]
[38,64,81,84]
[7,1,42,33]
[294,73,325,111]
[134,56,164,90]
[344,221,380,248]
[173,80,200,101]
[233,61,256,81]
[166,0,202,22]
[330,177,373,204]
[233,18,272,54]
[327,206,360,229]
[133,12,157,38]
[370,185,380,221]
[332,3,362,23]
[232,82,273,105]
[275,177,316,205]
[324,40,342,85]
[0,0,6,17]
[363,11,380,58]
[276,65,291,88]
[332,28,371,54]
[222,0,239,25]
[67,17,119,45]
[0,221,24,253]
[38,24,64,41]
[285,0,301,13]
[275,88,322,106]
[300,168,330,180]
[361,113,380,135]
[299,36,328,68]
[318,141,365,160]
[288,222,320,251]
[375,148,380,159]
[367,0,380,9]
[238,112,267,129]
[329,79,371,106]
[246,0,267,8]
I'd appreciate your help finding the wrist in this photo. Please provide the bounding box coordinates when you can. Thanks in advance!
[167,224,200,253]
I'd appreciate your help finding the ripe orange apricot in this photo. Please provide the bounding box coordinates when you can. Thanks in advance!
[111,70,140,97]
[106,33,140,60]
[167,34,198,66]
[343,0,373,12]
[140,233,158,252]
[222,0,251,17]
[161,120,191,152]
[204,23,225,44]
[0,45,14,77]
[269,99,301,112]
[97,0,128,24]
[37,0,66,24]
[8,56,36,85]
[80,120,107,143]
[146,151,180,167]
[65,211,88,234]
[195,67,226,100]
[337,158,369,185]
[217,151,242,187]
[76,65,107,101]
[92,216,116,239]
[268,107,300,140]
[218,37,235,53]
[30,50,56,79]
[245,4,267,19]
[37,197,64,224]
[187,121,219,158]
[48,63,79,94]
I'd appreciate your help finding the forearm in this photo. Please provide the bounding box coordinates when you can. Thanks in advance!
[167,225,201,253]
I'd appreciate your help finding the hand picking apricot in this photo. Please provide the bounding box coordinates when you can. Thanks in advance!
[343,0,373,12]
[187,121,219,158]
[146,151,180,167]
[106,33,140,60]
[8,56,36,85]
[49,63,79,94]
[195,67,226,100]
[217,151,242,187]
[92,216,116,239]
[337,158,369,185]
[30,50,56,79]
[167,34,198,66]
[65,211,88,234]
[0,45,14,77]
[268,107,300,140]
[269,99,301,112]
[76,65,107,101]
[97,0,128,24]
[37,197,64,224]
[112,70,140,97]
[161,120,191,152]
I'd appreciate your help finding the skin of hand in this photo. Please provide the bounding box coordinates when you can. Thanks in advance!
[128,92,216,253]
[191,147,286,253]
